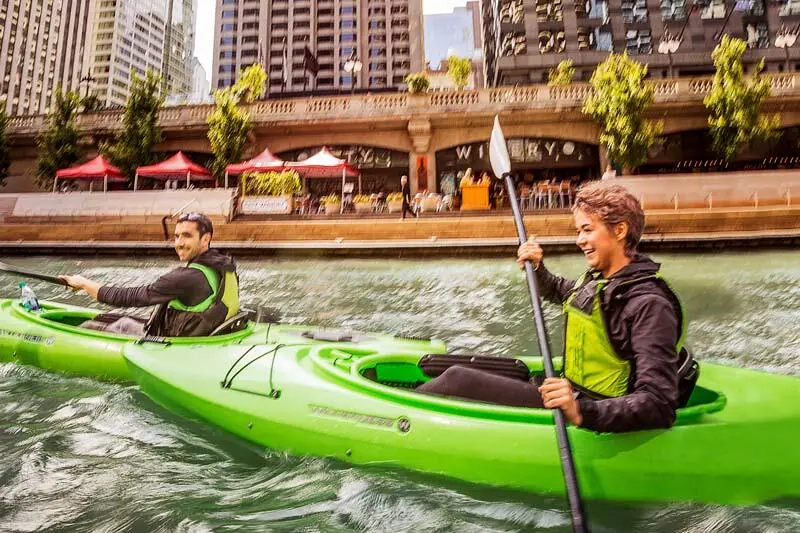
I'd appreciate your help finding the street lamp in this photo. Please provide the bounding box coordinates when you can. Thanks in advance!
[80,71,96,99]
[657,29,682,77]
[775,25,799,72]
[657,1,699,77]
[343,51,362,94]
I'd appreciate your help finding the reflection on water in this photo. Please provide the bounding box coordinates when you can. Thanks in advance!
[1,251,798,532]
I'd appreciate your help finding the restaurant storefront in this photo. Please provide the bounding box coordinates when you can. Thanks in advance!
[435,138,600,196]
[278,145,410,196]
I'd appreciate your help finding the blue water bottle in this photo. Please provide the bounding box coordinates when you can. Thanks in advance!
[19,281,41,311]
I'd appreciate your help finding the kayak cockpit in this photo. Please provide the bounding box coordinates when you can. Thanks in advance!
[308,346,726,425]
[10,301,257,343]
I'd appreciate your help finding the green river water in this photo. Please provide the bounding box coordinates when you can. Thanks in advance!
[0,251,798,532]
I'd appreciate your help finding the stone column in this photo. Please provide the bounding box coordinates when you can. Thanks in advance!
[407,118,433,193]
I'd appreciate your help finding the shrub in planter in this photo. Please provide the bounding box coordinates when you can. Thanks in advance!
[320,193,341,215]
[386,191,403,213]
[241,169,302,196]
[404,72,430,94]
[353,194,373,213]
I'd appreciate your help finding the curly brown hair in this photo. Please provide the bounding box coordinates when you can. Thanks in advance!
[573,181,644,256]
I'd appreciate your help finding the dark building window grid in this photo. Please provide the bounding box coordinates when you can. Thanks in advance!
[700,0,726,19]
[537,0,564,22]
[660,0,687,21]
[500,0,526,23]
[622,0,648,23]
[538,30,566,54]
[576,0,609,20]
[502,32,528,56]
[625,29,652,54]
[744,21,770,49]
[779,0,800,15]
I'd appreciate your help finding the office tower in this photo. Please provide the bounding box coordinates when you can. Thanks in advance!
[0,0,94,116]
[212,0,425,95]
[88,0,196,108]
[481,0,799,87]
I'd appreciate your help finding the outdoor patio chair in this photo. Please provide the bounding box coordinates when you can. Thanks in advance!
[559,180,574,208]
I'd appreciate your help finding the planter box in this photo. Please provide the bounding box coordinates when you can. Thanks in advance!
[386,200,403,213]
[240,195,294,215]
[324,203,341,215]
[354,202,372,214]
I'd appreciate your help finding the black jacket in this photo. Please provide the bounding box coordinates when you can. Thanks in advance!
[402,181,412,204]
[536,254,682,433]
[98,249,238,337]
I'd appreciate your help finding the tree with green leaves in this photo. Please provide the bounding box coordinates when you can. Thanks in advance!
[404,72,431,94]
[0,101,10,188]
[36,88,81,190]
[447,55,472,90]
[103,69,164,181]
[704,35,779,162]
[80,93,103,113]
[582,53,661,172]
[207,64,267,181]
[548,60,575,86]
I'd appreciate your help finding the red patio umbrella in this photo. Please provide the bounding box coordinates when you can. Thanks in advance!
[287,147,361,210]
[225,147,285,188]
[54,155,126,193]
[134,151,214,190]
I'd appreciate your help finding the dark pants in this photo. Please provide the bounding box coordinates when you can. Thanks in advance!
[417,365,545,408]
[401,199,417,219]
[81,316,146,336]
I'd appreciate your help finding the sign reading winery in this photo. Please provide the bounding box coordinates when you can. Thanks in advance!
[279,145,409,169]
[437,138,598,170]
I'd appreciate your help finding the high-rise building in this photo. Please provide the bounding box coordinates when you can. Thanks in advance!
[424,2,482,66]
[481,0,800,87]
[424,2,484,88]
[87,0,196,108]
[212,0,425,95]
[192,57,211,97]
[0,0,94,116]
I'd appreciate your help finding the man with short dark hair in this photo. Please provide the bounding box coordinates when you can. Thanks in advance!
[60,213,240,337]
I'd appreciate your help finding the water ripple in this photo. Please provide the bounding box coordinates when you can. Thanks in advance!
[0,252,798,532]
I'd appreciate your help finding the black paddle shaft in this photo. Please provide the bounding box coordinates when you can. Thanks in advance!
[504,175,589,533]
[0,261,68,286]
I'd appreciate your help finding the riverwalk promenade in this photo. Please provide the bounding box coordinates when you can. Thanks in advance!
[1,205,798,256]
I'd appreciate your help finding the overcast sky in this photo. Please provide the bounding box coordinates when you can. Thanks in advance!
[194,0,469,82]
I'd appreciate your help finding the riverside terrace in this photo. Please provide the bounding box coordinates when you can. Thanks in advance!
[1,171,800,255]
[5,74,800,194]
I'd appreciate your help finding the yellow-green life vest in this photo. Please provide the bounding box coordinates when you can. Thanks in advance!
[168,263,239,320]
[562,271,686,398]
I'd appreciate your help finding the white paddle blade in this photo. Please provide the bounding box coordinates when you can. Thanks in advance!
[489,115,511,178]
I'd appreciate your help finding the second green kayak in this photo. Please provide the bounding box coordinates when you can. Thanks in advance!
[123,339,800,506]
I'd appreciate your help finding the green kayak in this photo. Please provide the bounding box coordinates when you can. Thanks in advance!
[0,299,444,381]
[123,340,800,507]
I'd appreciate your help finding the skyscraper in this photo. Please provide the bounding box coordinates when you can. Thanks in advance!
[424,2,482,66]
[212,0,425,95]
[0,0,94,116]
[481,0,799,87]
[87,0,196,107]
